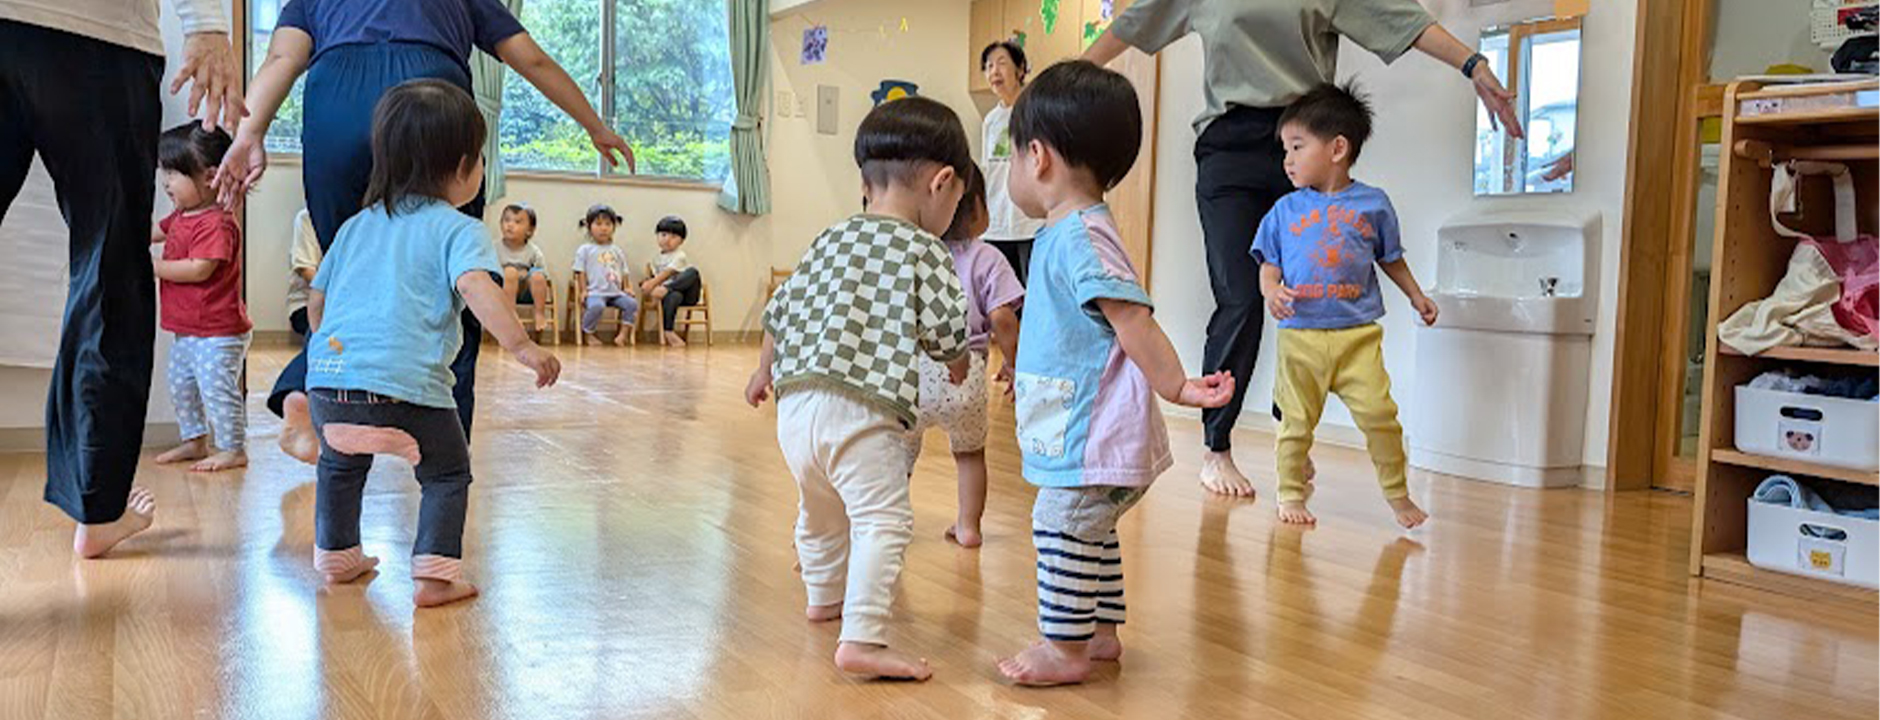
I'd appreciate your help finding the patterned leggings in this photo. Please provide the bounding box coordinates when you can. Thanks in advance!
[1032,485,1144,642]
[168,334,250,452]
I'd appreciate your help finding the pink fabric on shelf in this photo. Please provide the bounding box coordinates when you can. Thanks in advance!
[1804,236,1879,342]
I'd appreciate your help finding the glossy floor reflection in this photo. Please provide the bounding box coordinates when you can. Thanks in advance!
[0,343,1873,719]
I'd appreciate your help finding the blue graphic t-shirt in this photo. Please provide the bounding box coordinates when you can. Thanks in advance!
[1250,182,1403,329]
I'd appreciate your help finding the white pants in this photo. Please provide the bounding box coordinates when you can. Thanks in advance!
[168,333,250,451]
[777,388,915,645]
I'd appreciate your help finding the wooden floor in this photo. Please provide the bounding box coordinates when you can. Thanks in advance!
[0,344,1874,719]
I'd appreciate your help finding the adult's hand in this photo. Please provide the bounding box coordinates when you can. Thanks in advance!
[591,127,637,174]
[214,130,268,209]
[1472,66,1524,140]
[170,31,248,132]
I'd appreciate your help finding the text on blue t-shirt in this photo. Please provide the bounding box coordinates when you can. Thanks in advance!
[1250,182,1403,329]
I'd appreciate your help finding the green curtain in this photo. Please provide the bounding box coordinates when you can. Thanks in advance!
[471,0,526,205]
[718,0,770,215]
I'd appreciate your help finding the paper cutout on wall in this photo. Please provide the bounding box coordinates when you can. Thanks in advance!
[1083,21,1105,50]
[871,80,920,106]
[1100,0,1114,20]
[900,17,908,32]
[1012,30,1027,48]
[801,25,828,65]
[1041,0,1061,34]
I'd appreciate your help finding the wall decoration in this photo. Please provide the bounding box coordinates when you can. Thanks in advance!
[1041,0,1062,34]
[1100,0,1114,20]
[1013,30,1027,48]
[870,80,920,106]
[801,25,828,65]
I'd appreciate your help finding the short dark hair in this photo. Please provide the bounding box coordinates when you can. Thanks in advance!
[1279,82,1375,164]
[158,122,232,177]
[1010,60,1140,191]
[853,96,972,193]
[655,215,687,239]
[582,204,622,227]
[502,203,537,229]
[943,163,987,242]
[980,40,1029,81]
[361,79,486,215]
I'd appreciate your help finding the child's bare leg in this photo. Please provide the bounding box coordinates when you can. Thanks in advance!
[998,639,1094,686]
[1387,496,1428,529]
[279,392,320,464]
[73,487,156,558]
[944,450,987,548]
[501,267,522,303]
[155,437,209,464]
[835,642,932,681]
[1089,623,1123,661]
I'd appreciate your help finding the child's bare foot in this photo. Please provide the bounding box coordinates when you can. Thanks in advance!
[73,487,156,558]
[190,450,247,472]
[279,392,320,464]
[612,327,634,346]
[1388,496,1429,529]
[805,602,843,622]
[584,332,602,345]
[998,640,1093,686]
[943,523,982,549]
[1089,627,1124,662]
[662,331,686,347]
[834,642,932,681]
[316,548,381,584]
[1277,500,1317,526]
[155,437,208,464]
[1199,451,1255,498]
[413,578,480,607]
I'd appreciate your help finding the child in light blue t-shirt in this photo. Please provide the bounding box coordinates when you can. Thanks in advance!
[1250,83,1439,531]
[306,79,560,609]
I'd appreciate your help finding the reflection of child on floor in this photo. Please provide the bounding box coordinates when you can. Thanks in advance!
[498,203,553,342]
[573,204,639,345]
[638,215,702,347]
[908,164,1023,549]
[1254,83,1438,530]
[152,122,254,473]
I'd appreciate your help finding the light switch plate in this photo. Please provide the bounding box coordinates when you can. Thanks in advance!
[817,85,839,136]
[775,90,795,118]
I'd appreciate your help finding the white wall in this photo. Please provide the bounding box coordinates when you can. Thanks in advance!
[245,0,979,338]
[1148,0,1637,472]
[1710,0,1835,79]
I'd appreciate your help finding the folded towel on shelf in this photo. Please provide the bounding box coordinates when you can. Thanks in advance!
[1753,475,1880,522]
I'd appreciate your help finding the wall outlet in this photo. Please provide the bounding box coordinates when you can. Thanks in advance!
[775,90,796,118]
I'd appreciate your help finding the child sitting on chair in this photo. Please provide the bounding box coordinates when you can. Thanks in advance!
[572,204,638,345]
[498,203,553,342]
[639,215,702,347]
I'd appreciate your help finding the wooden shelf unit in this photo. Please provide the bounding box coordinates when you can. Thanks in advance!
[1688,80,1879,602]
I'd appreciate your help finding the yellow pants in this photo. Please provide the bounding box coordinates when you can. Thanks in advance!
[1273,324,1408,504]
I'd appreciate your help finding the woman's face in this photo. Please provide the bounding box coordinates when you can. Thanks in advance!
[984,48,1023,99]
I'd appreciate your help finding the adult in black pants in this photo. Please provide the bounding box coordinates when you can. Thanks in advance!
[1085,0,1522,497]
[0,1,244,558]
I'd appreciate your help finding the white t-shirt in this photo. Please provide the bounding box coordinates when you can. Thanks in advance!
[497,240,547,271]
[285,210,322,315]
[653,249,691,275]
[980,103,1046,242]
[0,0,227,57]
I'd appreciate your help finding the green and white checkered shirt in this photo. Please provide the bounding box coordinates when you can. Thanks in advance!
[765,214,970,426]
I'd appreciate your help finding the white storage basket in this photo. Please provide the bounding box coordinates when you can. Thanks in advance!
[1746,499,1879,589]
[1735,385,1879,471]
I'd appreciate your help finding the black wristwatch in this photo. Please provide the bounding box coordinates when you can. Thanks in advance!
[1461,53,1488,80]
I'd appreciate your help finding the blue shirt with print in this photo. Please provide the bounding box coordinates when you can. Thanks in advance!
[309,198,500,408]
[1250,182,1403,330]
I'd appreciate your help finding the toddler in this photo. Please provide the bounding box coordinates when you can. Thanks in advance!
[745,96,973,681]
[285,208,322,340]
[305,79,560,607]
[152,122,253,473]
[1254,83,1437,529]
[573,204,639,345]
[908,163,1023,549]
[995,61,1233,686]
[638,215,702,347]
[498,203,554,342]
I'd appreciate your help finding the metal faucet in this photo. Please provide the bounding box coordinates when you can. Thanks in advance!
[1539,277,1559,297]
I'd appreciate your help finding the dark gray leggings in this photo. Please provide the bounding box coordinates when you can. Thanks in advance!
[310,389,472,559]
[660,267,703,331]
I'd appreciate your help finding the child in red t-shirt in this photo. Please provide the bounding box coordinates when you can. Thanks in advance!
[151,123,253,472]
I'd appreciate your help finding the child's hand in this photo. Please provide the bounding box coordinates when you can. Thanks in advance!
[1265,284,1297,320]
[516,343,561,388]
[1176,371,1235,409]
[996,361,1016,403]
[947,355,971,386]
[1412,294,1440,326]
[745,368,773,407]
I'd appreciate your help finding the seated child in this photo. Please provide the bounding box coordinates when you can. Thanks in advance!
[498,203,554,342]
[745,96,974,681]
[572,204,638,345]
[908,164,1023,549]
[305,79,560,607]
[638,215,702,347]
[285,208,322,340]
[994,61,1233,687]
[1253,83,1438,529]
[151,122,254,473]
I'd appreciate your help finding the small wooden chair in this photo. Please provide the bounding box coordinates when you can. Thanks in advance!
[514,273,560,345]
[568,275,638,346]
[638,263,714,346]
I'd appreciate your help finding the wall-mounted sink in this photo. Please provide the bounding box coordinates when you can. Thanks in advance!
[1428,210,1601,336]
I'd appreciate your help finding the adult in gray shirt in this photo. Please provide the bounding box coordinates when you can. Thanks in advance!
[1085,0,1522,497]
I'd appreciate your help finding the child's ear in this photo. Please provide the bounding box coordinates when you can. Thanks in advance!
[929,165,958,196]
[1331,136,1352,166]
[1025,139,1051,179]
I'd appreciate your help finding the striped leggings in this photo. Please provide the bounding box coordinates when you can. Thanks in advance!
[1032,486,1146,642]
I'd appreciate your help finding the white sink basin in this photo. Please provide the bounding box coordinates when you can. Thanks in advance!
[1430,292,1597,335]
[1427,209,1600,336]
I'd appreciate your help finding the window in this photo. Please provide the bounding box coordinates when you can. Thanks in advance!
[503,0,734,182]
[248,0,306,153]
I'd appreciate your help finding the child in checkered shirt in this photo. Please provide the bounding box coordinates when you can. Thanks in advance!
[745,96,974,682]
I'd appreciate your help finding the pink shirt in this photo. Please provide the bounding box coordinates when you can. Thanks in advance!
[947,239,1026,351]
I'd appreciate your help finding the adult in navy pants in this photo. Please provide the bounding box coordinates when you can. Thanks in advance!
[218,0,633,463]
[0,0,244,558]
